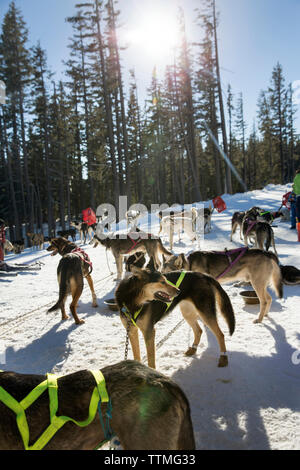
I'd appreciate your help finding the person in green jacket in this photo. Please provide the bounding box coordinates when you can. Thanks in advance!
[293,169,300,222]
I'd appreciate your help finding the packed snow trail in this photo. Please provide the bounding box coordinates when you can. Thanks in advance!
[0,184,299,450]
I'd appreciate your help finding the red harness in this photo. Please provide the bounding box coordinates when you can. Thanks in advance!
[126,235,142,254]
[71,247,93,275]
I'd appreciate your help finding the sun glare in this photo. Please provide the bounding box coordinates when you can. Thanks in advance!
[123,10,180,62]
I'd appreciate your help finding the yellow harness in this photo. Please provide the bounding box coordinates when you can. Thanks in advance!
[0,369,112,450]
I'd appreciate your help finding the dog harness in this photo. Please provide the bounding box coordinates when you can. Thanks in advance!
[0,369,113,450]
[126,234,142,254]
[71,247,93,275]
[215,247,248,280]
[121,271,186,327]
[245,219,257,237]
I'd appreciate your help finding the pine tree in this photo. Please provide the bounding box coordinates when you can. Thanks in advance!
[0,1,32,235]
[268,62,287,183]
[235,93,247,186]
[30,43,55,236]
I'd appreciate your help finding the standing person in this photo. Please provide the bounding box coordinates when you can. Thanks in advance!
[288,191,297,229]
[293,169,300,224]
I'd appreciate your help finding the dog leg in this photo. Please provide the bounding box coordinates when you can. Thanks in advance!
[180,302,203,356]
[115,255,123,280]
[230,223,236,241]
[143,328,156,369]
[69,282,85,325]
[250,280,272,324]
[60,302,69,321]
[120,316,141,362]
[202,316,228,367]
[85,274,98,307]
[271,234,278,256]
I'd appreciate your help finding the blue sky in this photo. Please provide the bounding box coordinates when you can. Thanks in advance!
[1,0,300,134]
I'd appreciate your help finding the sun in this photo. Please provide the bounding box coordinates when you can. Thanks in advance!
[123,8,180,62]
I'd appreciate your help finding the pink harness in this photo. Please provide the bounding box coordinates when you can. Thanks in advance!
[245,219,257,237]
[71,247,93,275]
[215,247,248,280]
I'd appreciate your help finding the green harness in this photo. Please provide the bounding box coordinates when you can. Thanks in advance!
[121,271,187,327]
[0,369,112,450]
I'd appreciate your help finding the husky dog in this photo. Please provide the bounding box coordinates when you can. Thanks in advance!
[202,204,214,233]
[27,232,44,250]
[125,210,141,230]
[91,230,172,280]
[115,264,235,369]
[230,211,245,241]
[70,221,94,244]
[0,361,195,450]
[162,249,283,324]
[47,237,98,324]
[242,216,278,255]
[57,228,76,242]
[280,264,300,285]
[158,207,198,250]
[11,239,25,254]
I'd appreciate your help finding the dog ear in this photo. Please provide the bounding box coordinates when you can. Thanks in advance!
[175,253,186,269]
[130,265,146,278]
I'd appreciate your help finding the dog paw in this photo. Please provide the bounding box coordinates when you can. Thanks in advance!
[92,302,98,308]
[62,315,70,321]
[253,319,262,324]
[185,347,197,356]
[75,319,85,325]
[218,355,228,367]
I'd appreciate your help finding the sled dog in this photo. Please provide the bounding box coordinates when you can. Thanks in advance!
[158,207,198,250]
[242,215,278,255]
[47,237,97,324]
[70,221,94,244]
[0,361,195,450]
[115,263,235,369]
[27,232,44,250]
[280,264,300,285]
[125,210,141,230]
[91,230,172,280]
[57,228,76,242]
[230,211,245,241]
[162,249,283,323]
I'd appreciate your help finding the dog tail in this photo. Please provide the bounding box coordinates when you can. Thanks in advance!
[271,260,283,299]
[158,238,173,256]
[264,225,272,251]
[213,280,235,336]
[47,262,69,313]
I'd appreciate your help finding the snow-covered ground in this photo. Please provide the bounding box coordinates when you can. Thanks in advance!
[0,184,299,450]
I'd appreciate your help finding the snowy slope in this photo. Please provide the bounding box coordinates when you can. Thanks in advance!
[0,184,299,450]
